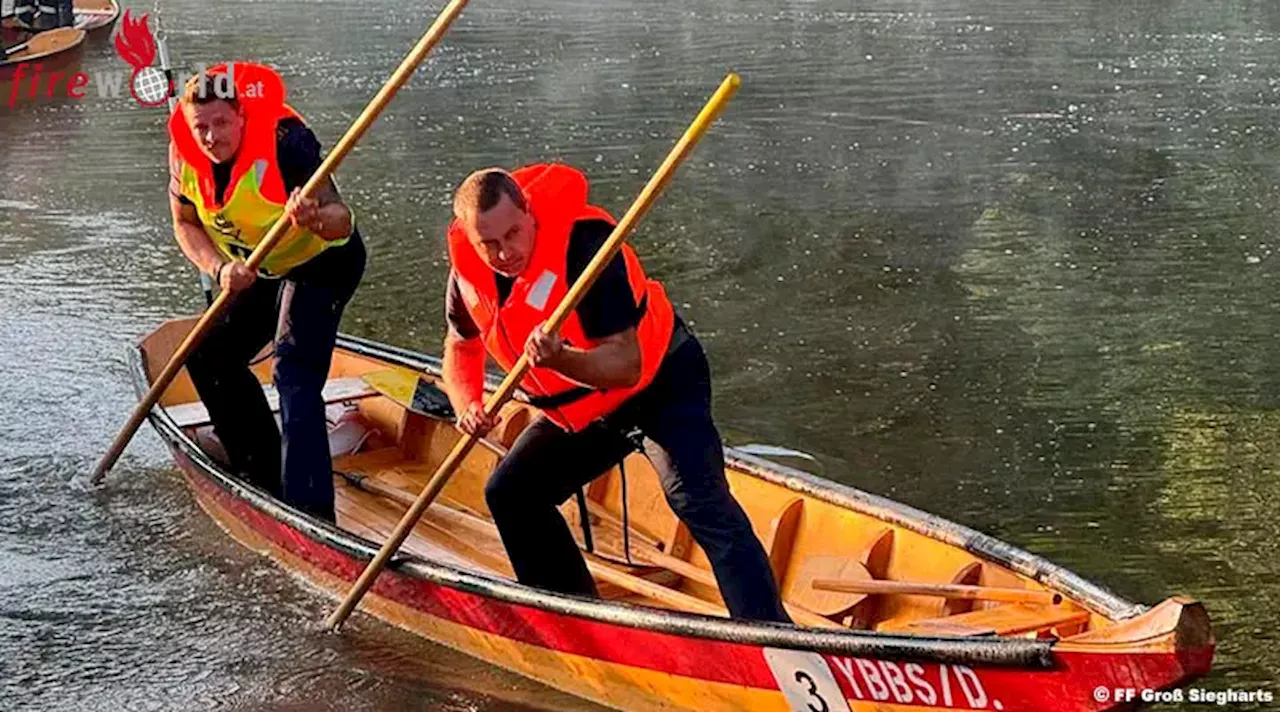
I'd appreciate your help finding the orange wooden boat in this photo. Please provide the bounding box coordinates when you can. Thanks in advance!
[0,0,118,36]
[72,0,121,35]
[0,26,84,82]
[132,316,1214,711]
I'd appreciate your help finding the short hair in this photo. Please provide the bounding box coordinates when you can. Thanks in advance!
[453,169,526,221]
[181,70,236,107]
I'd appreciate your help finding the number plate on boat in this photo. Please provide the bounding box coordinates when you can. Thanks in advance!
[764,648,852,712]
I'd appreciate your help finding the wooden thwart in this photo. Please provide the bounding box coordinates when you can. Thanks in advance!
[164,376,377,428]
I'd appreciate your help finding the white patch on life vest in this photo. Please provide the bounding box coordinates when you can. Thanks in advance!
[525,269,557,311]
[253,159,267,185]
[456,274,480,308]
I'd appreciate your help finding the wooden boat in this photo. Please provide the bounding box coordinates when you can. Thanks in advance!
[0,26,84,82]
[133,316,1214,711]
[72,0,121,35]
[0,0,118,35]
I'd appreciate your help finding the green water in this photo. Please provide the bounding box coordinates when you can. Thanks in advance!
[1,0,1276,708]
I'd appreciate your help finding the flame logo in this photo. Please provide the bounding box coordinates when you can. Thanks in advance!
[113,9,157,69]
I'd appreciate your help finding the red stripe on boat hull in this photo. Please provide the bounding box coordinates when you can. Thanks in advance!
[172,447,1212,711]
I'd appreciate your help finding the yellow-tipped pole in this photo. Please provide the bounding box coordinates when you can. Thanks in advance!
[91,0,471,484]
[324,72,742,631]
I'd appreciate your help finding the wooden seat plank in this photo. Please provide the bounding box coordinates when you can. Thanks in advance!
[166,376,377,428]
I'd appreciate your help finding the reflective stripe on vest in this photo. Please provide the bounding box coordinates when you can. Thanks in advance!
[447,163,676,432]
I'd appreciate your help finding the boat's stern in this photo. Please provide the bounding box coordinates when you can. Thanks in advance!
[1052,596,1214,709]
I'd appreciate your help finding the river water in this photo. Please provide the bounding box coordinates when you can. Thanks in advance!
[1,0,1277,709]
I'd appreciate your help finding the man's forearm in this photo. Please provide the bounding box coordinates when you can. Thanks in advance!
[442,337,487,414]
[547,340,641,390]
[174,220,225,276]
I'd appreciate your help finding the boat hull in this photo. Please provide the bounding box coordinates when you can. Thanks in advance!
[0,26,84,83]
[139,333,1213,712]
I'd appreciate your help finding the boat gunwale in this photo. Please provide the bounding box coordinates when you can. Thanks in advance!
[128,329,1167,671]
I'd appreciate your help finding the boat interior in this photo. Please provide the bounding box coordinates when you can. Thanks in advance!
[141,319,1147,644]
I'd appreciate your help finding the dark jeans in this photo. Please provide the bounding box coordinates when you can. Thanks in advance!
[484,334,791,624]
[14,0,73,30]
[186,236,365,522]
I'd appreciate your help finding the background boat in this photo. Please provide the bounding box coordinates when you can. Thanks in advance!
[1,0,119,34]
[72,0,121,35]
[0,25,84,82]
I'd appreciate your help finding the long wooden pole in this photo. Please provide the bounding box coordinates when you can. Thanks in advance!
[90,0,470,484]
[813,579,1063,605]
[324,73,742,630]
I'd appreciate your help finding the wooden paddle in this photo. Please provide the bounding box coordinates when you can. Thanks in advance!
[324,73,743,631]
[89,0,470,484]
[813,579,1063,605]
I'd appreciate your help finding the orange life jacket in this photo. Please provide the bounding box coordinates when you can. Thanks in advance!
[446,164,676,432]
[168,62,344,277]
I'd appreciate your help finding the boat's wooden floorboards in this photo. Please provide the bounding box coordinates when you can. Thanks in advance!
[336,477,507,576]
[333,455,691,605]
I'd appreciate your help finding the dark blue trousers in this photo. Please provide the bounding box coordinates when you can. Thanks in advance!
[186,236,365,522]
[13,0,73,30]
[484,334,791,624]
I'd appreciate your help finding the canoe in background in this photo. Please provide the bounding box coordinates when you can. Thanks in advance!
[1,0,118,35]
[73,0,120,34]
[0,26,84,82]
[132,316,1214,711]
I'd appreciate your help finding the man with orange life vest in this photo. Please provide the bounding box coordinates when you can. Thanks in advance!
[442,164,790,623]
[167,63,365,522]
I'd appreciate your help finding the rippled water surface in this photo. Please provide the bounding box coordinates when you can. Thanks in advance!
[2,0,1279,708]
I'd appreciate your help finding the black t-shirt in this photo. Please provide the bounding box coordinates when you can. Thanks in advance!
[446,219,641,341]
[171,118,358,242]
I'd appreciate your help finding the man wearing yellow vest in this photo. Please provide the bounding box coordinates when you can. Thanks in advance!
[442,164,789,623]
[167,63,365,522]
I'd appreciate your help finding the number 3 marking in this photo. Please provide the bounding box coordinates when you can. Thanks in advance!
[795,670,829,712]
[763,648,851,712]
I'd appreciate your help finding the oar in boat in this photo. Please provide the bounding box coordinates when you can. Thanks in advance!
[89,0,471,484]
[813,578,1063,605]
[324,73,743,631]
